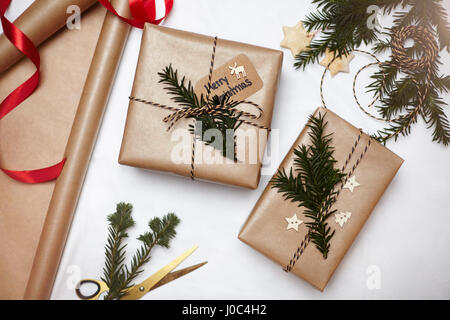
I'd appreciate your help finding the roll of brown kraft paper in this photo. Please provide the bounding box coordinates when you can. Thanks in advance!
[23,0,132,299]
[0,3,106,300]
[0,0,98,74]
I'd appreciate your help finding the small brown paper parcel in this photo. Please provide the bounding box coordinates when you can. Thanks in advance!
[239,107,404,291]
[119,24,283,189]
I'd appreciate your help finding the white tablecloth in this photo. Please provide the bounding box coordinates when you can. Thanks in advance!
[4,0,450,299]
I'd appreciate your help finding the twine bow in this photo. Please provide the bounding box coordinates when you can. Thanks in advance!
[130,36,270,179]
[161,96,264,132]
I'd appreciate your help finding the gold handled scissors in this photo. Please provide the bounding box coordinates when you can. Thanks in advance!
[76,245,206,300]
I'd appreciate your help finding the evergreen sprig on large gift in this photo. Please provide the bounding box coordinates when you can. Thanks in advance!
[271,113,345,259]
[158,65,244,160]
[294,0,450,145]
[101,203,180,300]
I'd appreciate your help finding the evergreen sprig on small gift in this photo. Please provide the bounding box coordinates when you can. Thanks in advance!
[294,0,450,145]
[101,203,180,300]
[271,113,345,259]
[158,65,244,161]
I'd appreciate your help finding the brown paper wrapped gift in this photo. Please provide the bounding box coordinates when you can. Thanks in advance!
[119,24,283,189]
[239,107,404,291]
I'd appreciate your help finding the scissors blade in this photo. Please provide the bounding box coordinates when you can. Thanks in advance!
[150,261,207,291]
[122,245,198,300]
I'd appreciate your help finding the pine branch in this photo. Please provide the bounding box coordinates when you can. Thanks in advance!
[189,95,243,161]
[380,0,409,15]
[116,213,180,299]
[102,204,180,300]
[377,75,419,119]
[271,112,345,259]
[372,105,419,144]
[101,203,135,299]
[297,0,450,145]
[159,65,243,160]
[295,0,379,70]
[428,0,450,51]
[433,75,450,94]
[392,0,450,51]
[158,65,203,109]
[422,89,450,145]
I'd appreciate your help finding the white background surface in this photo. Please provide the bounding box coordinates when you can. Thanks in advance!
[4,0,450,299]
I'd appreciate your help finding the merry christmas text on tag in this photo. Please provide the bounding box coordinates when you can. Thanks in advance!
[194,54,263,102]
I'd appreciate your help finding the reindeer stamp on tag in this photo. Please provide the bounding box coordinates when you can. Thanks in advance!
[229,62,247,79]
[195,54,263,102]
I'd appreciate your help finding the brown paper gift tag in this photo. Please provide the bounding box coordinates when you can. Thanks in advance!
[239,107,404,291]
[194,54,263,101]
[119,25,283,189]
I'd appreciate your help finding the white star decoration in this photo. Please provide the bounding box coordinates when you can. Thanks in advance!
[343,175,360,193]
[285,213,303,232]
[335,211,352,228]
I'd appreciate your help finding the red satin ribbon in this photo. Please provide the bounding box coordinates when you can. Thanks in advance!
[2,159,66,184]
[98,0,174,29]
[0,0,65,183]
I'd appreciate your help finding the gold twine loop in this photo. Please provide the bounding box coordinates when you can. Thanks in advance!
[390,25,439,73]
[321,25,440,142]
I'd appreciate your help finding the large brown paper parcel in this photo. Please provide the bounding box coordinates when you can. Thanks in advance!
[0,0,131,299]
[119,24,283,189]
[239,107,404,291]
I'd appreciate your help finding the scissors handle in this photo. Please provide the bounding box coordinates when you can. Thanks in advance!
[75,279,106,300]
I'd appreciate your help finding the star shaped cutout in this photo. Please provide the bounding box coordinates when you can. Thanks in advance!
[343,175,360,193]
[280,21,314,57]
[285,213,303,232]
[319,49,354,77]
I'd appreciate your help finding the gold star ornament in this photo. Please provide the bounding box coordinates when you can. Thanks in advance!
[280,21,314,57]
[285,213,303,232]
[320,49,354,77]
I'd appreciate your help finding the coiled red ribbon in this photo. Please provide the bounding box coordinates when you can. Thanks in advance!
[0,0,65,183]
[0,0,173,183]
[98,0,173,29]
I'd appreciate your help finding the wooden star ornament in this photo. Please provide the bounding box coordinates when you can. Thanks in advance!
[280,21,314,58]
[285,213,303,232]
[343,175,360,193]
[320,49,354,77]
